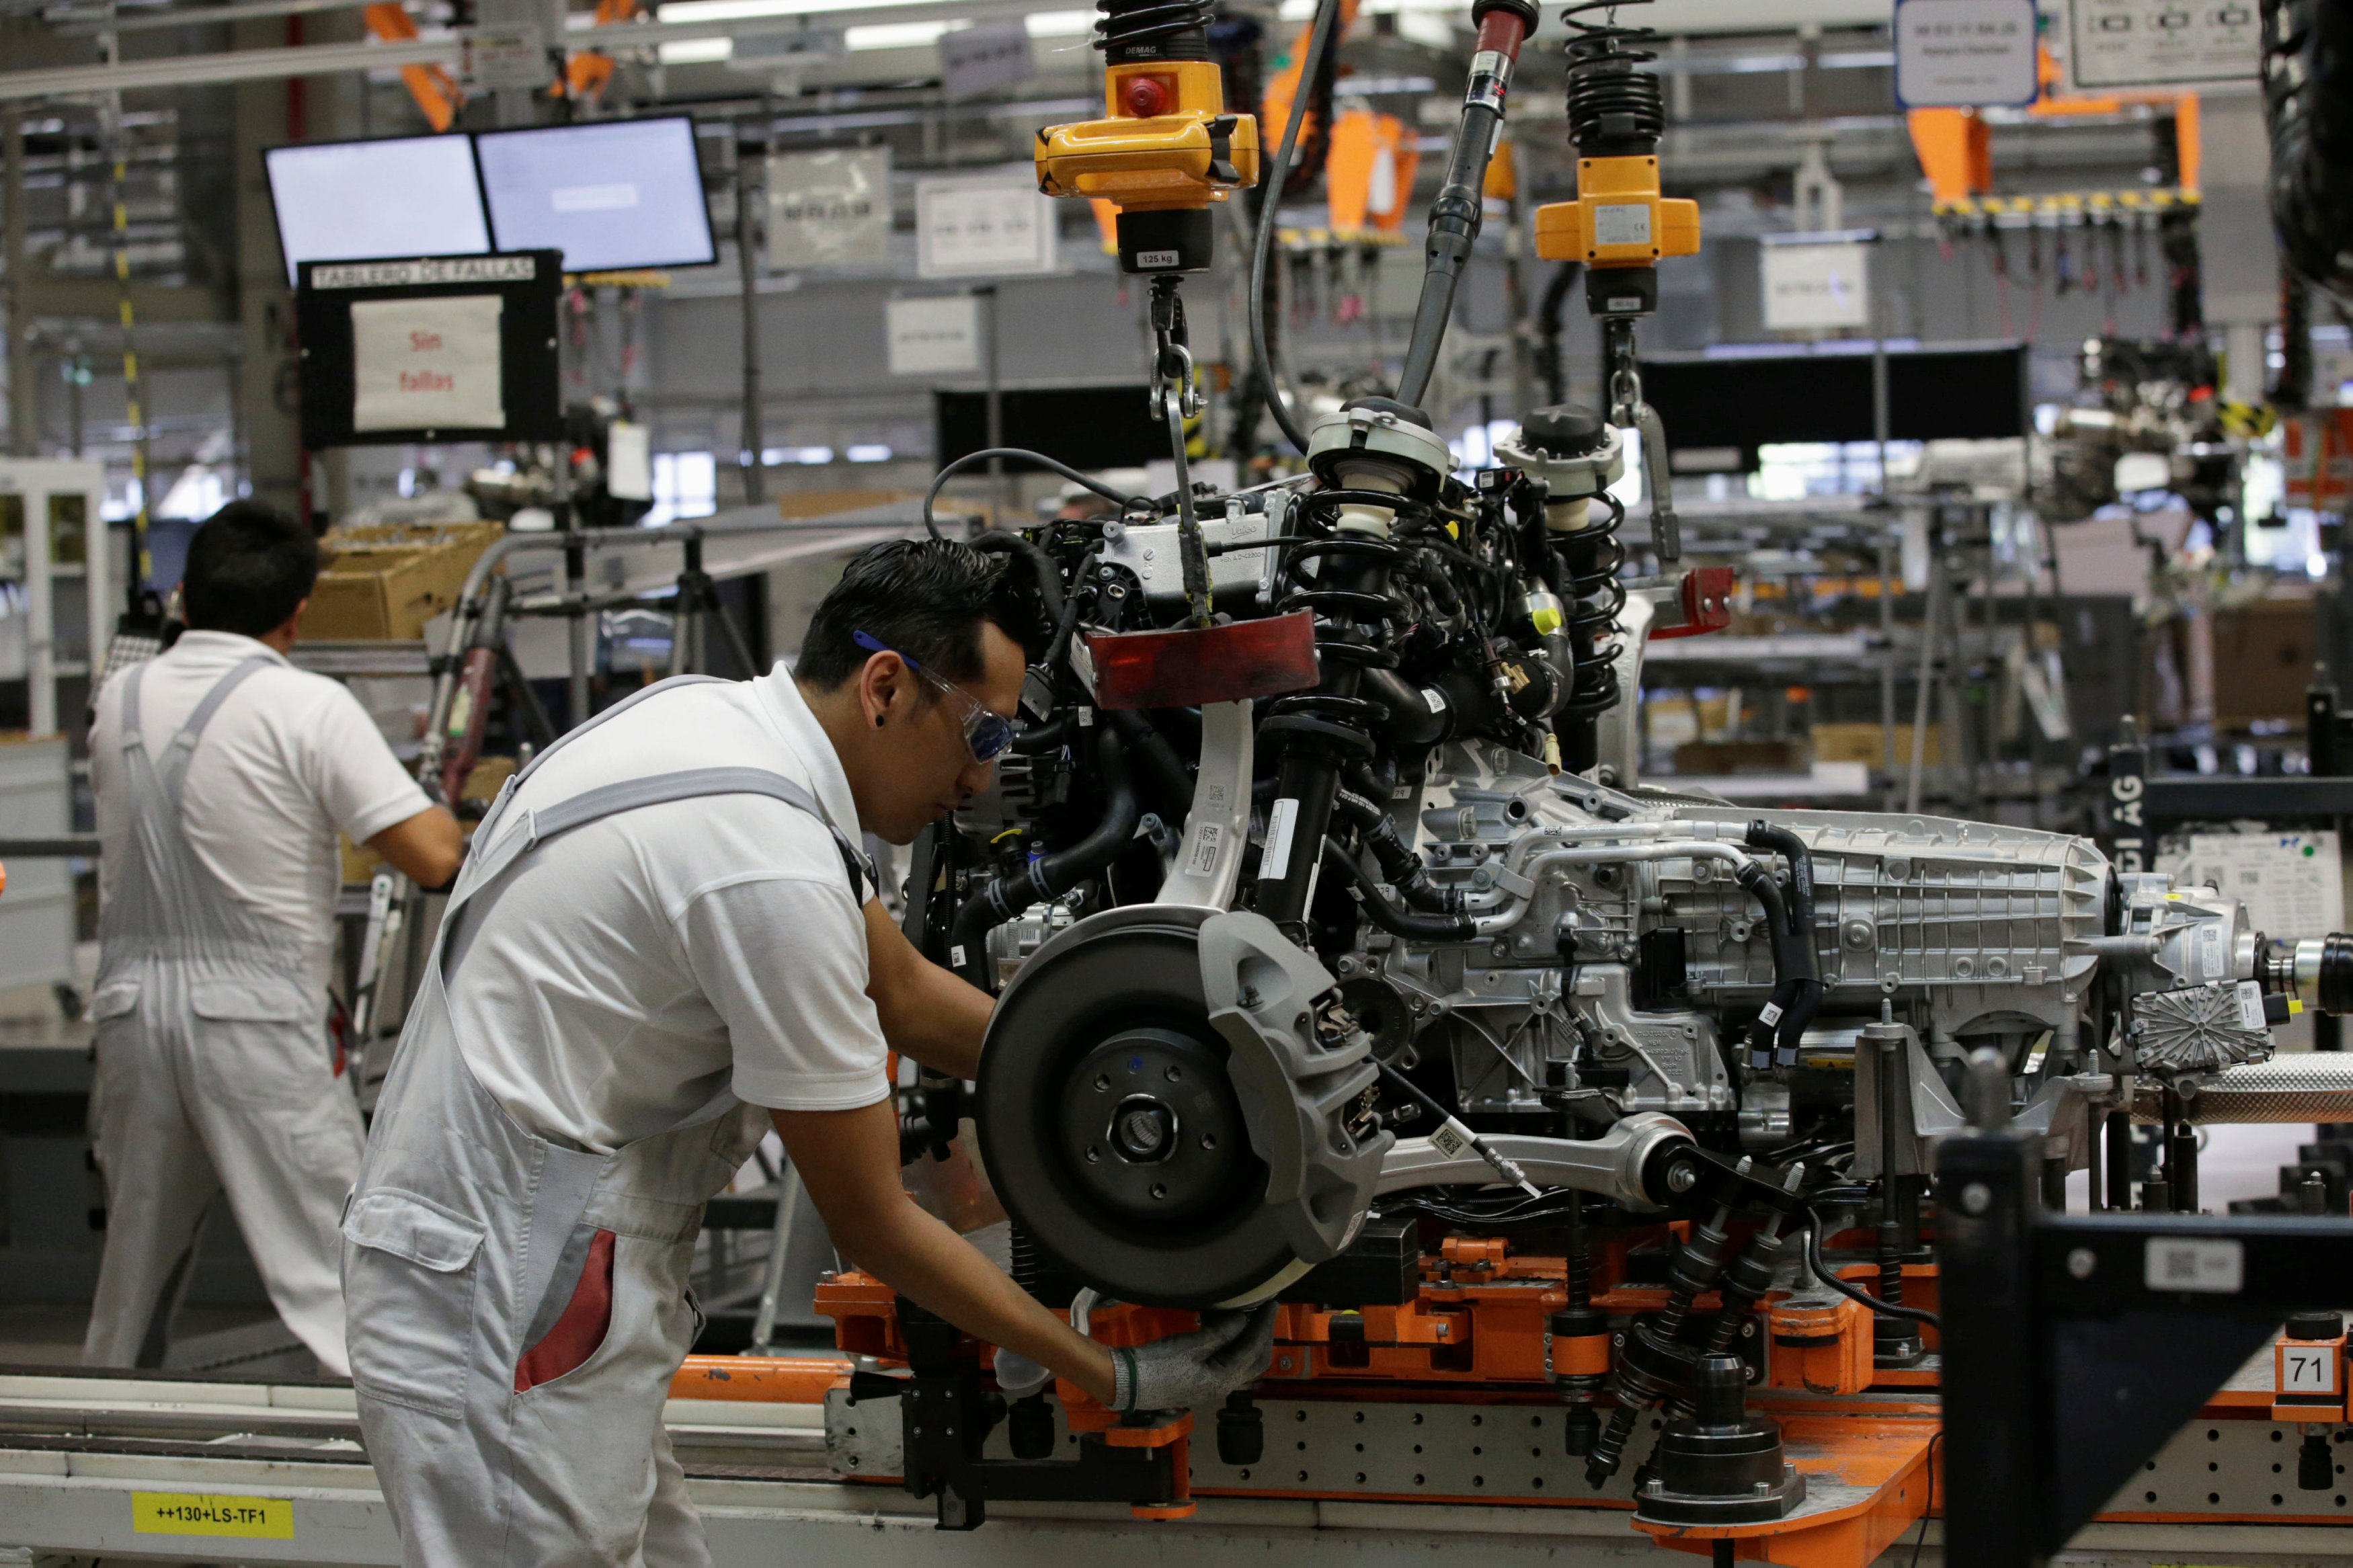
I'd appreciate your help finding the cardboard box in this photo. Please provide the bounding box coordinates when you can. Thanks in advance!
[303,520,503,643]
[2212,597,2318,729]
[1812,722,1944,768]
[1674,739,1811,776]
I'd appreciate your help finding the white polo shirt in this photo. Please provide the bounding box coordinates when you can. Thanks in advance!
[91,631,436,998]
[440,666,891,1154]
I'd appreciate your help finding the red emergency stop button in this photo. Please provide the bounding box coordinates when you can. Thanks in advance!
[1122,75,1170,116]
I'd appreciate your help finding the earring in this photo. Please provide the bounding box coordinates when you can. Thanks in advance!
[875,714,885,728]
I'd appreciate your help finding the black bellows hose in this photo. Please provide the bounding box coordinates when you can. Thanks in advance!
[949,728,1138,980]
[1324,839,1476,942]
[1330,788,1464,913]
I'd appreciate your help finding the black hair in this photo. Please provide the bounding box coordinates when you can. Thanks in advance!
[181,501,320,637]
[797,538,1047,689]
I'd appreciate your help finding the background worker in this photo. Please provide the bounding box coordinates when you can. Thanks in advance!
[84,501,465,1375]
[344,538,1271,1566]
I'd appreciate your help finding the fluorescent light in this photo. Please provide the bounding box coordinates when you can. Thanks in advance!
[846,444,892,462]
[1025,9,1094,34]
[657,0,909,22]
[846,18,952,47]
[658,35,733,61]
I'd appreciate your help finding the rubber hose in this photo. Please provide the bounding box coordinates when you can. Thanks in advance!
[1012,712,1078,754]
[951,729,1138,971]
[1041,546,1101,672]
[1105,710,1196,822]
[1357,665,1452,747]
[1330,789,1464,913]
[1734,862,1800,1063]
[1324,839,1476,941]
[1744,822,1823,1056]
[969,530,1066,630]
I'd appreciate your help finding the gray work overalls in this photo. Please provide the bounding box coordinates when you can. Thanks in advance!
[342,675,871,1567]
[85,654,366,1376]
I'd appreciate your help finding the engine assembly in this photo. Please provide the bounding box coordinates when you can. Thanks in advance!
[817,0,2353,1558]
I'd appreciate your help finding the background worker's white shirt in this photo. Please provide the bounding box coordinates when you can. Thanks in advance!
[440,667,891,1155]
[91,630,434,997]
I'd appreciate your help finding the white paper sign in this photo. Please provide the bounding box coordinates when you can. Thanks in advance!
[2156,831,2346,943]
[350,294,505,433]
[766,147,892,271]
[886,294,982,376]
[2066,0,2259,89]
[467,31,549,91]
[1761,239,1872,332]
[915,173,1058,279]
[607,419,651,501]
[940,21,1034,101]
[1895,0,2037,107]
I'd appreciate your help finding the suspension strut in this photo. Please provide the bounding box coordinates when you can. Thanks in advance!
[1255,400,1453,934]
[1498,405,1627,775]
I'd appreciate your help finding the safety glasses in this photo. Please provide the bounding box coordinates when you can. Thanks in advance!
[852,630,1014,765]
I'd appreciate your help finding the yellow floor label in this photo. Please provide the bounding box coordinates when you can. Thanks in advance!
[132,1491,296,1538]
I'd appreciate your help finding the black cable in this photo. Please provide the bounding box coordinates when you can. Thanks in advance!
[1247,0,1344,455]
[922,449,1146,538]
[1802,1209,1943,1329]
[1909,1430,1943,1568]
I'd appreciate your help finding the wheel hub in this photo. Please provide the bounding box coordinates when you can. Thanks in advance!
[1058,1028,1246,1223]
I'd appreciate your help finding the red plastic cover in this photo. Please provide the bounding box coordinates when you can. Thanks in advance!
[1083,612,1322,710]
[1650,566,1735,642]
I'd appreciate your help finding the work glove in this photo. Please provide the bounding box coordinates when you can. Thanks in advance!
[992,1345,1054,1400]
[1110,1304,1278,1414]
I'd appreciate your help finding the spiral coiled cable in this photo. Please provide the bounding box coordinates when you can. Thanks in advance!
[1562,0,1665,159]
[1094,0,1212,60]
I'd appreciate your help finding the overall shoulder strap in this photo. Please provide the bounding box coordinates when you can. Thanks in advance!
[473,673,733,844]
[473,765,871,904]
[439,764,875,987]
[157,655,276,793]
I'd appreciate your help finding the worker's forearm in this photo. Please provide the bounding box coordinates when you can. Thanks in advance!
[879,961,991,1080]
[840,1194,1114,1403]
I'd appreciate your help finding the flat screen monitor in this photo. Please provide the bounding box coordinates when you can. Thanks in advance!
[1636,342,2031,472]
[473,116,717,274]
[936,386,1166,472]
[264,134,490,288]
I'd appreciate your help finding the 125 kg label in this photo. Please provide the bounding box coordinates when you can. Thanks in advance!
[134,1491,295,1539]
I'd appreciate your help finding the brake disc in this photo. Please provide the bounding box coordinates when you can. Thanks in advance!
[975,905,1388,1309]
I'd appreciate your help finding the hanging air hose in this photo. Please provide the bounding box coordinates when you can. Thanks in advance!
[1392,0,1540,409]
[1246,0,1345,454]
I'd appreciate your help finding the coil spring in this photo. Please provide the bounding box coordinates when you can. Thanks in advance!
[1094,0,1211,60]
[1562,0,1665,157]
[1265,487,1425,739]
[1556,489,1627,720]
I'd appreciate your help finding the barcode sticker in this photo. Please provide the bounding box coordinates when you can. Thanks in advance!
[950,945,967,967]
[1187,823,1224,876]
[1430,1120,1473,1161]
[1260,797,1300,882]
[2145,1237,2243,1294]
[2238,980,2268,1032]
[1757,1001,1784,1028]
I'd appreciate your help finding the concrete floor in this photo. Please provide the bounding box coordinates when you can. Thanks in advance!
[0,1303,312,1375]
